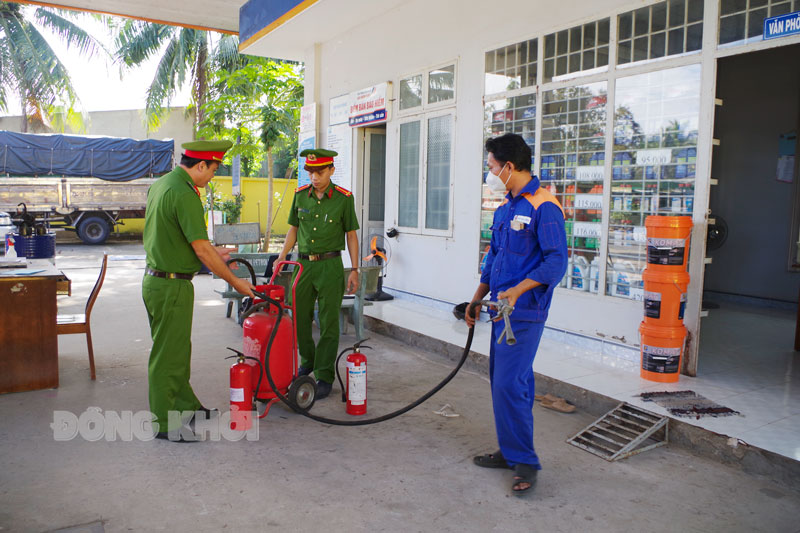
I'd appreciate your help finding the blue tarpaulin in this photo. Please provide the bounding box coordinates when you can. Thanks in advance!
[0,131,174,181]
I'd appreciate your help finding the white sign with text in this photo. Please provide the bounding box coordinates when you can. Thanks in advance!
[574,194,603,209]
[635,148,672,166]
[573,222,602,238]
[575,165,605,181]
[326,124,353,191]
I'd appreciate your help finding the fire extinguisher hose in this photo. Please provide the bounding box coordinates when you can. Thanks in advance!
[241,297,478,426]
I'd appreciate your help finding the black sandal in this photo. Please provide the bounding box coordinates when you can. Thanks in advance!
[512,464,538,495]
[473,450,512,469]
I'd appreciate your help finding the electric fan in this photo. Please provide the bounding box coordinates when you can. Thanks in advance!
[363,233,394,301]
[706,213,728,252]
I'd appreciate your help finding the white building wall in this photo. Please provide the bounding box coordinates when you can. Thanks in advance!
[310,0,651,340]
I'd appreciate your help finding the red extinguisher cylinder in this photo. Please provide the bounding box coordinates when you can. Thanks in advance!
[230,358,254,431]
[346,351,367,416]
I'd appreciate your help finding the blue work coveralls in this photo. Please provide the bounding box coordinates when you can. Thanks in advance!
[480,176,568,469]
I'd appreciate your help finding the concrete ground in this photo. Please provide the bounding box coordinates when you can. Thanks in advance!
[1,241,799,533]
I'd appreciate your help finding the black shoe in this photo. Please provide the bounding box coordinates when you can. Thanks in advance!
[190,407,219,432]
[316,380,332,399]
[197,406,220,418]
[154,428,199,443]
[298,366,313,377]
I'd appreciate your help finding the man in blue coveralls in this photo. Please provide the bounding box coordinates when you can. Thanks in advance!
[466,133,568,495]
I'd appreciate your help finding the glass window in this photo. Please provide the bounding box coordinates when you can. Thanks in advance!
[543,19,609,82]
[428,65,455,104]
[398,114,455,233]
[608,64,701,300]
[368,133,386,221]
[425,115,453,229]
[485,39,538,95]
[719,0,800,46]
[618,0,704,65]
[540,83,608,292]
[399,75,422,110]
[479,94,537,270]
[398,121,421,227]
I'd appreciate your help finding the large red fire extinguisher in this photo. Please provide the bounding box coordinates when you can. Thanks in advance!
[346,348,367,416]
[227,349,259,431]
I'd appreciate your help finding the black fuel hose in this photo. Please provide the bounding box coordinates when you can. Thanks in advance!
[239,294,477,426]
[226,258,257,284]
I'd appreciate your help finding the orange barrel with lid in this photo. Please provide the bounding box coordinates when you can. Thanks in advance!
[639,322,686,383]
[642,269,690,327]
[644,216,692,271]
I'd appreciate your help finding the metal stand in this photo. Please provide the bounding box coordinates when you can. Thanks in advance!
[365,257,393,301]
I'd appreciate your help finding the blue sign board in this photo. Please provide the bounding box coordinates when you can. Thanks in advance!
[349,109,387,127]
[764,11,800,40]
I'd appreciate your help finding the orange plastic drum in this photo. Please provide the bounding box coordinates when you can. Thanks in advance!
[642,270,690,327]
[639,322,686,383]
[644,216,692,271]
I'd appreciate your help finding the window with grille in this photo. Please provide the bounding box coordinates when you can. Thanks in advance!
[479,94,538,270]
[398,121,421,227]
[608,64,701,300]
[618,0,704,65]
[543,19,610,82]
[399,63,456,113]
[540,83,608,292]
[719,0,800,46]
[485,39,538,95]
[397,113,455,234]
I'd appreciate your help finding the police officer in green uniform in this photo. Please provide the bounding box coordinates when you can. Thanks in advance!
[277,148,360,399]
[143,140,255,442]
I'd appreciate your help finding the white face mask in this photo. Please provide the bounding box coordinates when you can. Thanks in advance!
[485,163,510,193]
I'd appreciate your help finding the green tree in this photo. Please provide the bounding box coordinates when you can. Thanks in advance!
[0,2,104,132]
[112,20,244,132]
[197,58,303,247]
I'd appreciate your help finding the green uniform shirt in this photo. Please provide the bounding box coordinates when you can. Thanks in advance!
[288,182,360,254]
[143,166,208,273]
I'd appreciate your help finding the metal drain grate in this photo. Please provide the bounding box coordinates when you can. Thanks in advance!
[567,402,668,461]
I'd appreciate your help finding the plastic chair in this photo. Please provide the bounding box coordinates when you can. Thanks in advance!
[57,254,107,380]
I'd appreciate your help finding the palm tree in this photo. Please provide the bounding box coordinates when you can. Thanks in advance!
[112,20,245,132]
[0,2,104,132]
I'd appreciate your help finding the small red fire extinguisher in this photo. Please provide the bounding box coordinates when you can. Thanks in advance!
[226,349,258,431]
[346,348,367,416]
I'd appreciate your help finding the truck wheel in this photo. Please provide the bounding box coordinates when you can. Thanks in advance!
[77,216,110,245]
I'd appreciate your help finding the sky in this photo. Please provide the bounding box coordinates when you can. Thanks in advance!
[0,6,191,117]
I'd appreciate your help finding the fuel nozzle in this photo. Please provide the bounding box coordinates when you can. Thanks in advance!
[477,298,516,346]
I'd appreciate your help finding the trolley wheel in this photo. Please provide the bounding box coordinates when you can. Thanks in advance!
[288,375,316,412]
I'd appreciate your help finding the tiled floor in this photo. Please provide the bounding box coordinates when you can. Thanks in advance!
[365,294,800,461]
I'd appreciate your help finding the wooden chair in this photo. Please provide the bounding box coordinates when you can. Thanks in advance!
[57,254,108,380]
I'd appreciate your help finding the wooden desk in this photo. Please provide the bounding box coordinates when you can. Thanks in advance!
[0,264,69,393]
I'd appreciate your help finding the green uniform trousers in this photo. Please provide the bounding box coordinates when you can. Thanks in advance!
[294,256,345,384]
[142,274,201,432]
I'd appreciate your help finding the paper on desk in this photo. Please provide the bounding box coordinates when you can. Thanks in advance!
[3,269,45,276]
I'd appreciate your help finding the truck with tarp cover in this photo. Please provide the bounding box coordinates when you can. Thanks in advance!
[0,130,174,244]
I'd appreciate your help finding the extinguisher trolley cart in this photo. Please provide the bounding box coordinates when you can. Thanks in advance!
[233,260,317,422]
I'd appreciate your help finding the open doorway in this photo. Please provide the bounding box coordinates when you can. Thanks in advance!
[357,126,387,260]
[700,43,800,376]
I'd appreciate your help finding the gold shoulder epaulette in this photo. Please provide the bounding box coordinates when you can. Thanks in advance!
[295,184,311,193]
[334,185,352,197]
